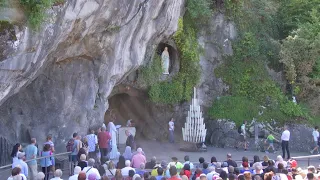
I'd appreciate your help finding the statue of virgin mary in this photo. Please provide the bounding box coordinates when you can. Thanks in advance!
[161,47,170,74]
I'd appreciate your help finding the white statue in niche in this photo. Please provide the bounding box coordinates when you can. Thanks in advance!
[161,47,170,74]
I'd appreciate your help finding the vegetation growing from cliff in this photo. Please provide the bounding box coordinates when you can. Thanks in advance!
[209,0,311,125]
[146,0,212,104]
[18,0,64,29]
[280,9,320,118]
[139,55,163,86]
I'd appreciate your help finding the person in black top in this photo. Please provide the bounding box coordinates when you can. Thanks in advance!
[78,154,88,170]
[146,156,157,169]
[250,155,260,167]
[125,130,136,150]
[262,156,269,167]
[225,153,237,167]
[264,160,276,173]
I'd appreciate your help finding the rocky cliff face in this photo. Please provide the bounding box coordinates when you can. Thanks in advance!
[0,0,184,165]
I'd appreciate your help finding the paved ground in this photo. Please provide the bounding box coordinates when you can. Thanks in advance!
[1,140,319,179]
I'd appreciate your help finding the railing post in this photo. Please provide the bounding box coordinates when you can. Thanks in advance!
[308,158,310,166]
[45,157,47,180]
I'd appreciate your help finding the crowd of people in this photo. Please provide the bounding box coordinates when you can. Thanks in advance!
[7,145,320,180]
[5,121,320,180]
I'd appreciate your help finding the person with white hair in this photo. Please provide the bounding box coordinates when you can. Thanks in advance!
[12,152,28,177]
[131,148,146,168]
[275,155,287,168]
[68,166,81,180]
[36,172,45,180]
[252,163,263,179]
[83,158,101,179]
[50,169,63,180]
[121,160,135,176]
[206,166,219,180]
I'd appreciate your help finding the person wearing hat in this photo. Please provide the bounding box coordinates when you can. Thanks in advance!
[12,152,28,177]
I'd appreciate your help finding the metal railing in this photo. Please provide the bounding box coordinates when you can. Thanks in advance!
[291,154,320,166]
[0,152,71,178]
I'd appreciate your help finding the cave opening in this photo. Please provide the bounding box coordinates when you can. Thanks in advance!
[104,88,168,141]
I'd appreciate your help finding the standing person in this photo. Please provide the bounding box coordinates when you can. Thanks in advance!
[265,133,278,153]
[86,129,98,160]
[236,121,248,151]
[40,144,53,180]
[125,130,136,150]
[11,143,22,164]
[310,126,319,154]
[25,138,38,180]
[71,134,81,164]
[66,132,77,175]
[108,119,119,160]
[98,126,111,162]
[281,125,290,159]
[168,118,175,143]
[44,135,55,171]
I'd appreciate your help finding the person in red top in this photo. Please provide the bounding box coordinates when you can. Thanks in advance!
[181,164,191,179]
[168,166,181,180]
[98,126,111,163]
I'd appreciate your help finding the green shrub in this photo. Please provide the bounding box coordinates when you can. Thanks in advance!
[19,0,63,29]
[210,0,310,123]
[139,55,163,86]
[208,96,259,126]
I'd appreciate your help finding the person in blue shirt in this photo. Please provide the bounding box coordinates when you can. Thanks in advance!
[12,152,28,177]
[239,162,253,174]
[25,138,38,180]
[40,144,52,180]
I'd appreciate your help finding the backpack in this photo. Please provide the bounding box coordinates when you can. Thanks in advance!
[66,138,75,152]
[238,125,242,134]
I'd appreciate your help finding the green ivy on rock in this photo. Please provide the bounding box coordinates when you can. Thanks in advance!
[210,0,309,124]
[18,0,65,30]
[148,18,201,104]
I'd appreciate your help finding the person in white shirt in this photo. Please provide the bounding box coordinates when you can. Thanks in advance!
[86,129,98,159]
[83,159,101,179]
[121,160,135,176]
[183,155,194,169]
[281,125,291,159]
[68,166,81,180]
[311,126,319,154]
[7,167,27,180]
[12,153,28,177]
[50,169,63,180]
[168,118,175,143]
